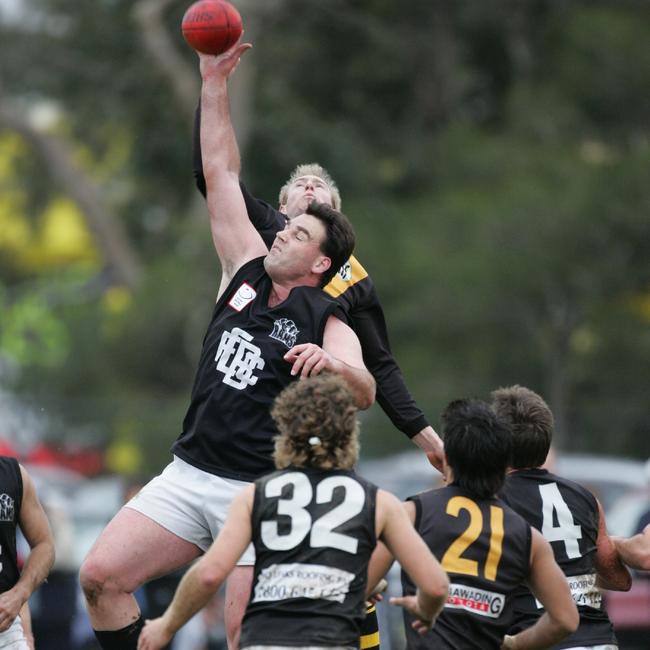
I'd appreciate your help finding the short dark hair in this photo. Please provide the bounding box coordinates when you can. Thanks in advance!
[490,385,553,469]
[305,201,355,287]
[442,398,512,498]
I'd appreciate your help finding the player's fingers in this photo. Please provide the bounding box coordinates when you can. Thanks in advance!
[285,344,307,361]
[299,351,323,378]
[291,348,314,376]
[304,355,327,377]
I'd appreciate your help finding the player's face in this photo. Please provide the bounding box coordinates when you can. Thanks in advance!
[281,175,333,219]
[265,213,331,283]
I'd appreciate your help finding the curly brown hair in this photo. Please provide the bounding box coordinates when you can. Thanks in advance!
[271,374,359,470]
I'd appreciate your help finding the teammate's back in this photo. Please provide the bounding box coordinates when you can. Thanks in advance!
[402,484,531,649]
[398,398,578,650]
[493,385,631,650]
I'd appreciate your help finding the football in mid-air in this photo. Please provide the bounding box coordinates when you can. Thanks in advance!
[181,0,243,55]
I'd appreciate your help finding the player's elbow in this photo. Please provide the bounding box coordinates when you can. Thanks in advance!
[354,377,376,410]
[553,603,579,637]
[197,564,227,593]
[422,567,449,602]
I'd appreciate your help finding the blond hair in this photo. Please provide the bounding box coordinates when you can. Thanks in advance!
[279,163,342,211]
[271,374,359,470]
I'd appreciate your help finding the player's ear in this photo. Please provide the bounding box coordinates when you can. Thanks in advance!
[313,255,331,276]
[279,204,288,215]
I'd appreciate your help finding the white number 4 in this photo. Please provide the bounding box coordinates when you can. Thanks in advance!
[539,482,582,559]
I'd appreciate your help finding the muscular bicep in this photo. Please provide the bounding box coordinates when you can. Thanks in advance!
[322,315,366,369]
[18,467,53,550]
[206,172,268,284]
[593,499,631,590]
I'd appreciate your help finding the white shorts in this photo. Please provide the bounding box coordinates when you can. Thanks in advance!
[125,456,255,564]
[0,617,29,650]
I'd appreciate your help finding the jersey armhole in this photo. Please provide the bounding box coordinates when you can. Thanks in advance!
[407,495,422,529]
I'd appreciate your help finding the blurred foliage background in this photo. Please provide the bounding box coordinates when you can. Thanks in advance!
[1,0,649,475]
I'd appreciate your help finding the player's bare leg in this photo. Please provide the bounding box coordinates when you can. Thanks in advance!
[80,507,202,634]
[224,565,254,649]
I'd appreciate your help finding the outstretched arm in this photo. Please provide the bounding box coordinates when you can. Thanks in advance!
[198,45,267,296]
[284,315,375,409]
[0,466,55,633]
[137,485,254,650]
[192,104,285,246]
[593,499,631,590]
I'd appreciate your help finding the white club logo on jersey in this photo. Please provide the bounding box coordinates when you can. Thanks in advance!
[269,318,299,349]
[338,261,352,281]
[215,327,265,390]
[0,494,14,522]
[228,282,257,312]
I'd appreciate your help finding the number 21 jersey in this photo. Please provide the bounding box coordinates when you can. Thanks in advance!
[401,484,532,650]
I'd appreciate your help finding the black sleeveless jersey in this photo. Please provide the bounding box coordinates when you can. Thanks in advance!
[0,457,23,594]
[401,485,532,650]
[240,467,377,648]
[499,468,616,648]
[172,258,341,481]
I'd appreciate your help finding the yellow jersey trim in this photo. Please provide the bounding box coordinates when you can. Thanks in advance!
[360,631,380,649]
[324,255,368,298]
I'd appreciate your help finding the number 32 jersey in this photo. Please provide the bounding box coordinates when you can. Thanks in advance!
[500,468,616,648]
[401,485,532,650]
[240,467,378,649]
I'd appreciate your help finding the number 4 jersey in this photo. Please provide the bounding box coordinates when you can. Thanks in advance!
[500,468,617,648]
[401,485,532,650]
[240,467,377,649]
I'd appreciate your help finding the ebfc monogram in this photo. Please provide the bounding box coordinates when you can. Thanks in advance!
[215,327,265,390]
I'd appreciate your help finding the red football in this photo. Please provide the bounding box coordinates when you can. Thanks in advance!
[181,0,243,55]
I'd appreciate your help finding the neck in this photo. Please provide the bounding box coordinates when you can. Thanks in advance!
[268,277,319,306]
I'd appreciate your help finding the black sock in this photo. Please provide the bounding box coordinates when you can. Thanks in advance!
[94,616,144,650]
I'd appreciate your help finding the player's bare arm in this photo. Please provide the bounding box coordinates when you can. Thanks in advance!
[502,529,578,650]
[0,467,55,633]
[592,498,631,590]
[283,314,375,409]
[198,45,268,294]
[374,494,448,634]
[612,524,650,571]
[19,603,34,650]
[137,485,254,650]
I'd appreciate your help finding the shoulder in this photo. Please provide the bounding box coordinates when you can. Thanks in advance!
[323,255,374,300]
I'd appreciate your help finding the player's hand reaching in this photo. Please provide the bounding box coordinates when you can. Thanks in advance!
[137,617,174,650]
[199,41,252,81]
[389,595,435,635]
[284,343,338,378]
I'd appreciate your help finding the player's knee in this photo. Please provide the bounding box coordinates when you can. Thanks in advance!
[79,554,125,605]
[79,557,106,606]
